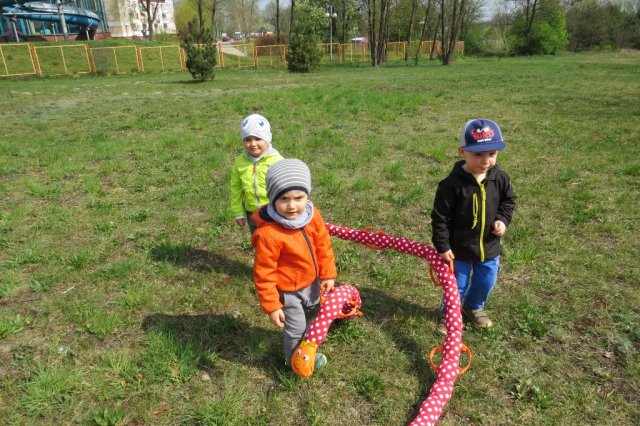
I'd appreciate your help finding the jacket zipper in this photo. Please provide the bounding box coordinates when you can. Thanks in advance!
[479,182,486,262]
[301,229,319,283]
[252,162,260,208]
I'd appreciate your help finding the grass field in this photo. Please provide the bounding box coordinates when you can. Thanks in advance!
[1,52,639,425]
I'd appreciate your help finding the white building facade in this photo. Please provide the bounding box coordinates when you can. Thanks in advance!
[103,0,176,38]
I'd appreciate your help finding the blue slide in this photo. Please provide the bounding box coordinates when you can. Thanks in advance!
[2,1,100,29]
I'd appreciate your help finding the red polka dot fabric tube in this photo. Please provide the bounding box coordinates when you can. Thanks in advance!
[325,224,463,426]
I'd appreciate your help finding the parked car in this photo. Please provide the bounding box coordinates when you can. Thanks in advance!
[351,36,368,44]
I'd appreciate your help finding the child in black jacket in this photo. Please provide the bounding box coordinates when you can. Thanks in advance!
[431,118,516,335]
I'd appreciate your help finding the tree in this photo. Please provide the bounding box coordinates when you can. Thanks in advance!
[138,0,160,40]
[276,0,281,43]
[414,0,436,63]
[183,28,218,81]
[365,0,393,67]
[508,0,567,54]
[618,5,640,48]
[405,0,419,60]
[286,12,323,72]
[265,0,292,37]
[566,0,612,51]
[287,0,327,72]
[439,0,467,65]
[336,0,360,43]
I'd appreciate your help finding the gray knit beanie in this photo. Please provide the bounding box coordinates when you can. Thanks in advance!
[266,159,312,203]
[240,114,272,144]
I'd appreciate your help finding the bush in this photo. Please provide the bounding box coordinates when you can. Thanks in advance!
[183,29,217,82]
[254,33,288,47]
[286,21,322,73]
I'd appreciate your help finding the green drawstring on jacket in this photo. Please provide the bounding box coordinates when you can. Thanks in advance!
[471,193,478,229]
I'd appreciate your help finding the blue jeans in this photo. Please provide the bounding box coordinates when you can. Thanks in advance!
[453,256,500,310]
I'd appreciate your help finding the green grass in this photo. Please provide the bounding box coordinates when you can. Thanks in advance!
[0,51,639,425]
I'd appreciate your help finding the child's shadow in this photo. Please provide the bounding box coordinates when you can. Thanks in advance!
[141,312,283,376]
[148,241,252,277]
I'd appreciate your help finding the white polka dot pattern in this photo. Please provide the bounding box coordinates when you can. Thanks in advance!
[306,284,362,346]
[325,223,464,426]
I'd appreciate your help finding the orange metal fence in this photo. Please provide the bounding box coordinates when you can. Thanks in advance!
[0,41,464,77]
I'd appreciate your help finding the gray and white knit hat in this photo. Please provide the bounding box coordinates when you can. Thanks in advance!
[266,159,312,203]
[240,114,272,144]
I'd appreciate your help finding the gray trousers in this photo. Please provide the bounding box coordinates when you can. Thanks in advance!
[281,280,321,365]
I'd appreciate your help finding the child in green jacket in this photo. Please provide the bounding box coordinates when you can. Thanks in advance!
[229,114,284,233]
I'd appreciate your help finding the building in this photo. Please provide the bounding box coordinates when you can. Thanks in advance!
[103,0,177,38]
[0,0,176,41]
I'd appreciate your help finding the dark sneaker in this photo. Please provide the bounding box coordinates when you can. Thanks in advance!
[436,317,447,335]
[462,308,493,328]
[314,353,327,370]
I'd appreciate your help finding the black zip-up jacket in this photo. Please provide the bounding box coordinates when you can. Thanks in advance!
[431,160,516,261]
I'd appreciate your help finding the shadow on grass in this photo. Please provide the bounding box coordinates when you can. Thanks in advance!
[359,287,442,423]
[149,241,252,277]
[141,312,284,376]
[142,287,449,422]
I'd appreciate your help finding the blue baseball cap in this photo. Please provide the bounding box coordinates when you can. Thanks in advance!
[459,118,506,152]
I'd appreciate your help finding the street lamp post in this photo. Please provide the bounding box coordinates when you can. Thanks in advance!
[325,5,337,61]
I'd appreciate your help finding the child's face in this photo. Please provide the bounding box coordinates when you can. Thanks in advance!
[274,190,309,220]
[458,147,499,176]
[243,135,268,158]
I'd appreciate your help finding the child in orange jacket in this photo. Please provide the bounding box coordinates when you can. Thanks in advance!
[251,159,337,370]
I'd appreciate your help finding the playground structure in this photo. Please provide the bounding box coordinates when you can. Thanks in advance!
[1,1,104,41]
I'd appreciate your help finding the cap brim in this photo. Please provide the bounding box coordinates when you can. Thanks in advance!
[462,141,506,152]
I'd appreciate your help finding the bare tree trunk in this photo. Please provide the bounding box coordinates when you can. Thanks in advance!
[405,0,419,61]
[414,0,433,65]
[430,24,438,60]
[439,0,445,62]
[340,0,347,43]
[196,0,204,34]
[376,0,386,66]
[442,0,465,65]
[443,0,459,64]
[210,1,218,40]
[276,0,280,44]
[381,0,390,63]
[524,0,538,40]
[367,0,377,66]
[139,0,159,41]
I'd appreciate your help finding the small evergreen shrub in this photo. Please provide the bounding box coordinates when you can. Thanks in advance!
[183,28,217,82]
[286,21,322,73]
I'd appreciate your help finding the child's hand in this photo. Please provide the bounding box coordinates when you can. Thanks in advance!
[492,220,506,237]
[320,279,335,294]
[439,250,454,262]
[235,218,246,227]
[268,309,285,328]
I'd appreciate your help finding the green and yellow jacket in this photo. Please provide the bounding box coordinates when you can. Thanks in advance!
[431,160,516,261]
[229,150,283,218]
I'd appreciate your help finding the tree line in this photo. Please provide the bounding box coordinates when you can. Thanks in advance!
[174,0,640,69]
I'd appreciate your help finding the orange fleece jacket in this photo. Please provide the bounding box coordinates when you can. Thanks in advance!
[251,206,337,314]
